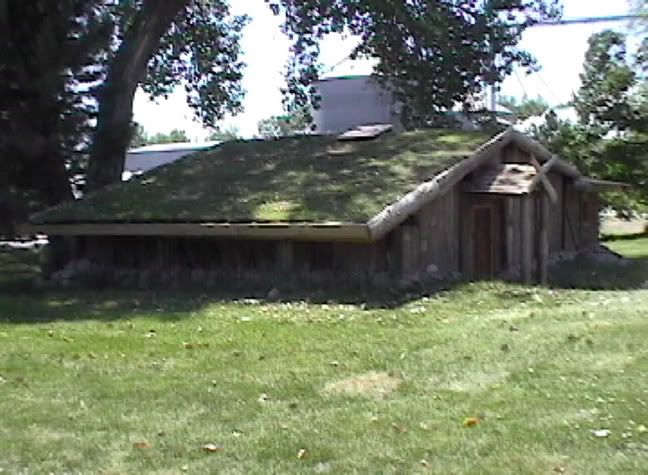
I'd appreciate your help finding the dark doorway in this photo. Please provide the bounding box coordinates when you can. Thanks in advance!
[473,205,494,278]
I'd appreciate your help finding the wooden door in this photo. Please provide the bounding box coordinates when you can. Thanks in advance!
[473,205,494,278]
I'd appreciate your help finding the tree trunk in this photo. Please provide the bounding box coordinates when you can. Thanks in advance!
[85,0,188,191]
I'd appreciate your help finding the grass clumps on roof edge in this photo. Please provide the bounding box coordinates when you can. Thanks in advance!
[33,129,492,225]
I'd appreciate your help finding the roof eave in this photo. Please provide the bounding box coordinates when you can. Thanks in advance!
[574,178,630,193]
[20,222,373,243]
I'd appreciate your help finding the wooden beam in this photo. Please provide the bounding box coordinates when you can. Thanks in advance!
[574,178,630,192]
[538,194,549,285]
[529,155,558,204]
[505,198,515,272]
[520,195,533,284]
[20,222,373,243]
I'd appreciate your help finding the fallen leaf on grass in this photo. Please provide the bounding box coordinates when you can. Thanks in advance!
[133,441,151,449]
[202,443,224,453]
[391,423,408,433]
[637,424,647,433]
[463,417,480,427]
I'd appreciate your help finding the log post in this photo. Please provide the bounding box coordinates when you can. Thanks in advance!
[400,226,412,277]
[277,240,293,273]
[538,193,549,285]
[520,195,533,284]
[505,198,514,272]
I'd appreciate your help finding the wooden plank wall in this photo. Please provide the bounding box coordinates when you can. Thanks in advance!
[505,197,521,271]
[580,193,600,248]
[407,187,461,277]
[563,183,581,252]
[76,235,392,279]
[547,173,565,254]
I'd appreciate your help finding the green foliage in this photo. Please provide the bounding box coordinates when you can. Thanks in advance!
[499,95,549,120]
[0,0,112,228]
[573,31,641,132]
[147,129,191,145]
[268,0,562,128]
[533,30,648,211]
[130,123,149,147]
[257,110,309,138]
[208,125,241,142]
[136,0,249,128]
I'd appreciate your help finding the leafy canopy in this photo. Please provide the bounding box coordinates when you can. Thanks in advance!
[257,110,309,138]
[268,0,562,128]
[534,30,648,211]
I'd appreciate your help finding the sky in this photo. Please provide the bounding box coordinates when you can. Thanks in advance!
[133,0,635,141]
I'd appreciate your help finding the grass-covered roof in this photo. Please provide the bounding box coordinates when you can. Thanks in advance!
[33,129,492,224]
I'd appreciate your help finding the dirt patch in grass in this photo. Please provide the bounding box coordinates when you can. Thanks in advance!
[322,371,403,400]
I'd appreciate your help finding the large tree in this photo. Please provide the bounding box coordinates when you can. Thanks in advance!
[269,0,562,127]
[534,30,648,210]
[0,1,111,227]
[85,0,247,191]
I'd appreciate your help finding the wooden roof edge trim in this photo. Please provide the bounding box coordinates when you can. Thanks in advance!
[574,178,631,192]
[20,222,373,243]
[367,129,515,240]
[509,131,581,178]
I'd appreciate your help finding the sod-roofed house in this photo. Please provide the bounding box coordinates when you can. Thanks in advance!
[27,128,623,287]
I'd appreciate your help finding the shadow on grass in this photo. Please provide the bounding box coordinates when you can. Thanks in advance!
[601,231,648,242]
[548,254,648,291]
[1,248,647,325]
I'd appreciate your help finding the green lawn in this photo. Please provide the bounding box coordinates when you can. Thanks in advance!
[0,239,647,474]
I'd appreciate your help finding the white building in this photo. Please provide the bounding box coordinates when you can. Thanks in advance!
[123,141,220,180]
[312,75,514,134]
[312,76,402,134]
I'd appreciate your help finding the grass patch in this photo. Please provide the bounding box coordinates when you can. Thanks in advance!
[0,237,646,473]
[32,129,489,224]
[0,248,40,291]
[606,237,648,259]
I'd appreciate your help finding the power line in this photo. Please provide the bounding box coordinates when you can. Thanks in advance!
[323,14,646,73]
[532,14,646,28]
